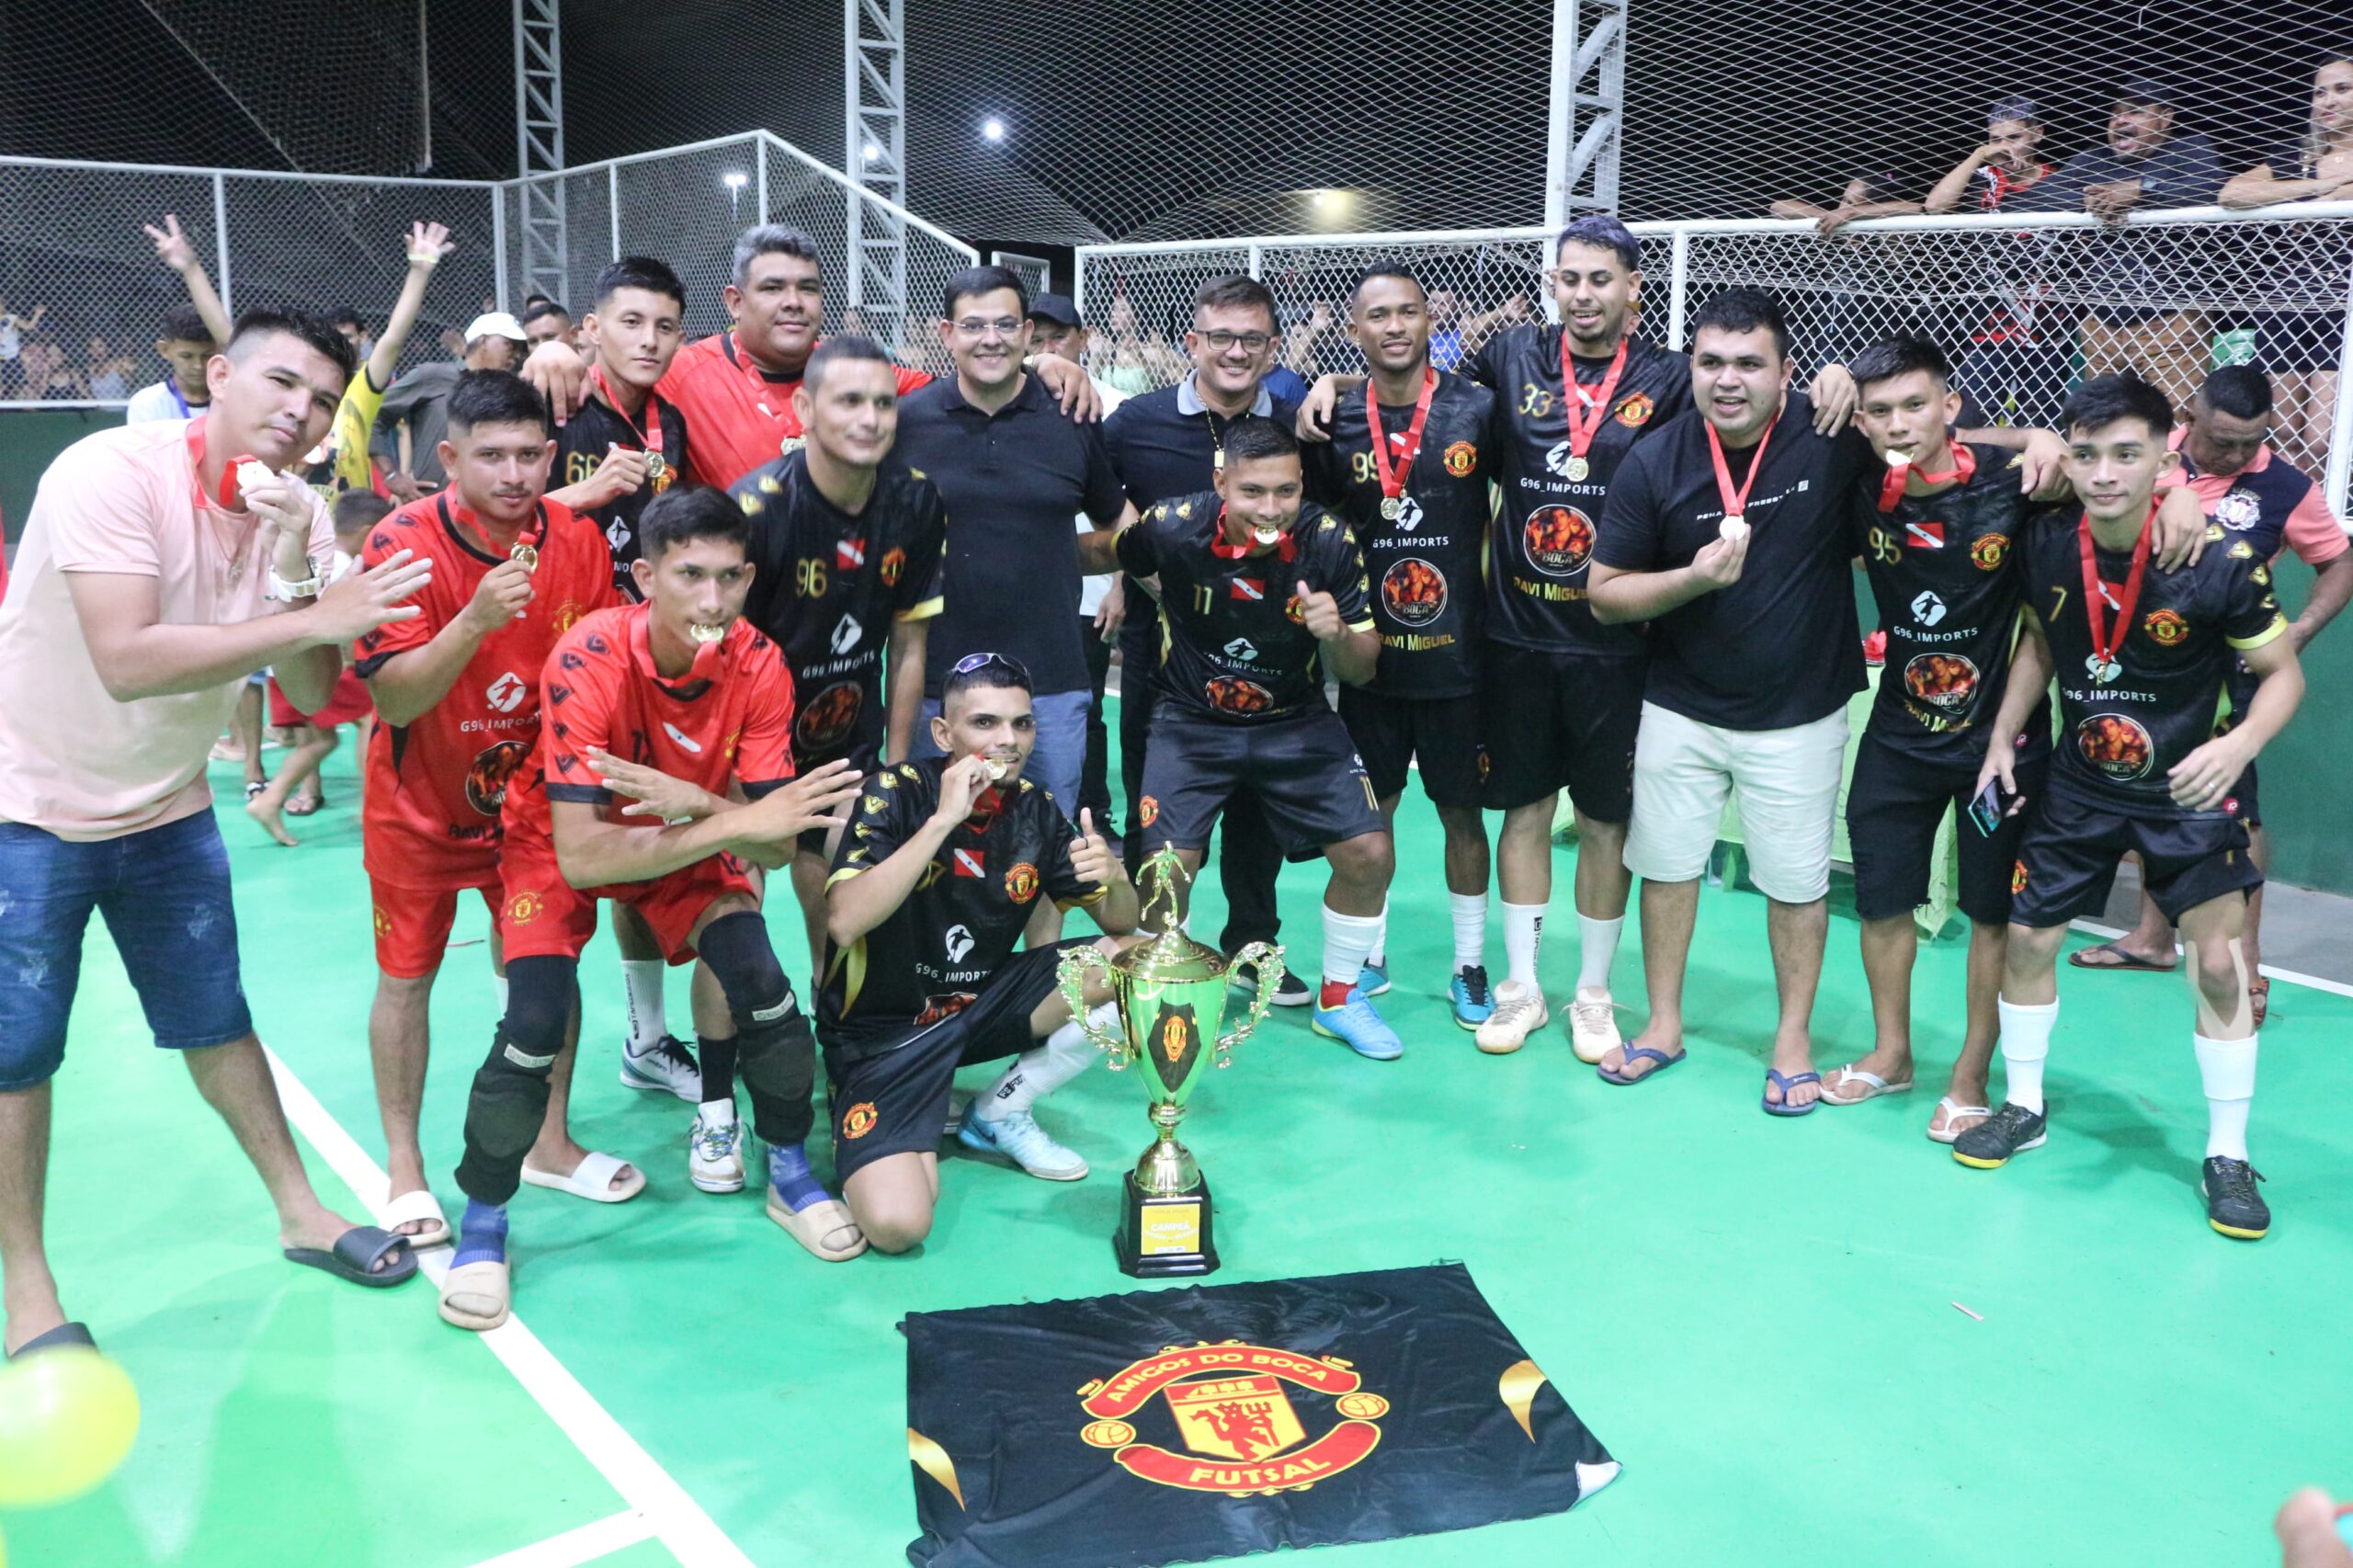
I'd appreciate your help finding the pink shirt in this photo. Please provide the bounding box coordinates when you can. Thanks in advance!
[0,420,333,840]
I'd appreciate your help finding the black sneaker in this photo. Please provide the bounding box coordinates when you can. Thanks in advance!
[1234,961,1313,1007]
[2200,1157,2270,1240]
[1952,1101,2048,1168]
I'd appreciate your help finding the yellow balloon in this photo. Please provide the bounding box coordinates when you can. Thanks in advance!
[0,1348,141,1507]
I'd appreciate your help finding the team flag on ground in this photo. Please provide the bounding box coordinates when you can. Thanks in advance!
[901,1263,1619,1567]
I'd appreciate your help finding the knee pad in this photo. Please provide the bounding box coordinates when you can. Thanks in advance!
[496,955,574,1062]
[699,912,816,1142]
[697,912,790,1029]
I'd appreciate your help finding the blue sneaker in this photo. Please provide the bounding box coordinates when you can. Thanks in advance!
[1357,960,1392,996]
[1449,964,1495,1028]
[1311,986,1404,1061]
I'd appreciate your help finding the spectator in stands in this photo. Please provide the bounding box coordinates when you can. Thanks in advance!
[522,299,575,347]
[1283,299,1355,380]
[435,326,466,359]
[84,337,129,402]
[2024,79,2228,416]
[2222,48,2353,465]
[0,297,46,399]
[1769,172,1916,234]
[371,310,527,494]
[122,305,218,424]
[1927,98,2068,427]
[1095,292,1183,393]
[332,309,375,362]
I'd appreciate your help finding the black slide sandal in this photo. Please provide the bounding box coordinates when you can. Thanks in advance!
[7,1321,97,1359]
[284,1226,417,1288]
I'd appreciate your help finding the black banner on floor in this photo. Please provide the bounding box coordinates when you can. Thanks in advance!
[901,1263,1619,1567]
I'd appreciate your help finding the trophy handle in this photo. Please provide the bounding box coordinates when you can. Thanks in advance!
[1054,945,1131,1068]
[1215,940,1285,1065]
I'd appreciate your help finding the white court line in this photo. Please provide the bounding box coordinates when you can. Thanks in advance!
[263,1048,754,1568]
[462,1510,656,1568]
[2070,918,2353,1000]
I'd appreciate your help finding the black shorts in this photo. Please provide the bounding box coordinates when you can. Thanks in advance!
[1845,729,2049,925]
[820,939,1087,1183]
[2007,787,2263,929]
[1337,685,1483,808]
[1480,642,1642,822]
[1137,707,1384,860]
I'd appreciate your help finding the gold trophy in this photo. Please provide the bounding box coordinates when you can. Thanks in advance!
[1057,848,1284,1278]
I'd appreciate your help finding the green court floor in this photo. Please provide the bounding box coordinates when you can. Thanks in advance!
[5,732,2349,1568]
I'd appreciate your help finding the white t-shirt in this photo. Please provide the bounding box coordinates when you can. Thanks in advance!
[0,419,334,839]
[1076,374,1128,617]
[125,380,201,424]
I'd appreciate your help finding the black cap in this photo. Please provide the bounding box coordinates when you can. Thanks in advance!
[1987,97,2042,125]
[1026,291,1082,329]
[2113,77,2174,108]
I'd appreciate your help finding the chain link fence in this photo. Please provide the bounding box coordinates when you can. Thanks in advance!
[1076,204,2353,508]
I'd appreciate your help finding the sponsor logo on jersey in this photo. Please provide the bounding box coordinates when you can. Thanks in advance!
[1381,558,1448,627]
[1442,439,1476,477]
[1970,532,2009,572]
[830,614,864,655]
[1229,577,1266,602]
[796,679,865,750]
[2143,608,2189,646]
[464,739,531,815]
[485,671,529,714]
[1222,637,1259,663]
[1905,521,1946,549]
[1910,589,1949,628]
[945,923,976,963]
[952,848,985,879]
[837,537,868,571]
[2075,712,2155,781]
[1903,652,1979,714]
[1205,676,1276,714]
[1522,505,1596,577]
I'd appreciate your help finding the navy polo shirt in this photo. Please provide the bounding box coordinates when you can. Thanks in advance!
[895,372,1129,697]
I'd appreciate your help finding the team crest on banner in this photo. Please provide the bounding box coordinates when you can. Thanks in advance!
[902,1264,1618,1568]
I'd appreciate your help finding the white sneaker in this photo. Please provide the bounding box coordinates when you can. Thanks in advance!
[1566,988,1622,1064]
[619,1033,701,1102]
[940,1092,971,1140]
[959,1108,1089,1180]
[688,1110,745,1193]
[1473,981,1547,1055]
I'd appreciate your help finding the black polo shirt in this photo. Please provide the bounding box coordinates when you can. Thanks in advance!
[1593,391,1871,732]
[894,373,1129,698]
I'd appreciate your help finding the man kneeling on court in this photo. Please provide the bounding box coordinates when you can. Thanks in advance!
[441,488,863,1330]
[817,653,1140,1252]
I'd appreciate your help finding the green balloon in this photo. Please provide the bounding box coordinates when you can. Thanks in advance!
[0,1348,140,1507]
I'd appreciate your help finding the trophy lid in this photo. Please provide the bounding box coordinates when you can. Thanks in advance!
[1115,847,1235,983]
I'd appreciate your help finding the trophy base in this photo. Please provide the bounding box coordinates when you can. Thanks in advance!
[1115,1172,1219,1278]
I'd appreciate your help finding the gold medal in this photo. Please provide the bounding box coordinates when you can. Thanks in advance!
[1251,526,1284,548]
[1565,455,1589,483]
[1380,496,1402,521]
[510,543,539,571]
[644,450,667,483]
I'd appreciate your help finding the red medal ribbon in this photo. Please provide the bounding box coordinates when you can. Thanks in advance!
[439,493,549,559]
[1876,439,1978,511]
[1559,335,1629,463]
[1365,367,1438,503]
[185,420,262,513]
[2077,502,2156,676]
[589,364,667,465]
[1703,400,1782,527]
[1208,505,1299,563]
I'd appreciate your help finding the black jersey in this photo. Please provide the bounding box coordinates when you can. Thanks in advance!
[1855,443,2052,767]
[731,449,947,772]
[1114,492,1375,723]
[1465,325,1690,656]
[817,758,1104,1060]
[2019,510,2288,819]
[1301,370,1494,699]
[554,390,692,598]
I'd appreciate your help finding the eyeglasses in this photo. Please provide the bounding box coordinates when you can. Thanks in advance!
[949,650,1033,688]
[952,316,1024,338]
[1198,329,1273,353]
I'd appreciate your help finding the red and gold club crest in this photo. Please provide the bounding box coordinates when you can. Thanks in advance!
[1522,506,1595,577]
[796,679,865,750]
[506,890,544,926]
[2011,858,2029,895]
[1612,391,1654,427]
[1076,1341,1386,1496]
[551,599,585,634]
[371,904,392,938]
[881,546,907,586]
[841,1101,879,1140]
[1006,861,1040,903]
[2076,713,2154,781]
[1283,592,1307,626]
[1380,558,1447,627]
[1971,532,2010,573]
[1139,796,1160,826]
[1440,440,1476,478]
[2142,608,2188,646]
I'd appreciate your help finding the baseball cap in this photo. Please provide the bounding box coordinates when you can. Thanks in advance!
[1986,97,2042,125]
[465,311,529,344]
[2113,77,2174,108]
[1026,292,1083,329]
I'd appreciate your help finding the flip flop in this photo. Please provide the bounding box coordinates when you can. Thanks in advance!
[1596,1044,1685,1085]
[767,1192,869,1262]
[382,1187,451,1249]
[284,1225,416,1288]
[519,1150,644,1204]
[2250,976,2271,1028]
[1762,1068,1824,1117]
[6,1322,96,1360]
[438,1260,510,1332]
[1819,1064,1915,1106]
[243,781,267,802]
[1927,1096,1992,1145]
[2067,940,2176,972]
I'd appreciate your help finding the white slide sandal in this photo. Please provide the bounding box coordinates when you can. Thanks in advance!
[381,1187,451,1249]
[519,1150,645,1203]
[438,1260,511,1332]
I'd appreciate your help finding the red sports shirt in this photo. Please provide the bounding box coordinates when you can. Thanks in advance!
[503,604,798,857]
[354,494,616,887]
[657,331,930,489]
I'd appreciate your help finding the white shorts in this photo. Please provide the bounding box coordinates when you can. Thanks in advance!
[1622,701,1847,903]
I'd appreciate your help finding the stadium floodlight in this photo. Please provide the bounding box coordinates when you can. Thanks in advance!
[722,168,747,216]
[982,118,1006,142]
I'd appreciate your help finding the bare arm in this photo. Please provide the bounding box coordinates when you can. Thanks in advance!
[1587,532,1748,625]
[824,755,990,947]
[2290,552,2353,652]
[143,216,233,347]
[1976,606,2053,804]
[363,560,530,726]
[552,761,860,890]
[885,615,927,764]
[1076,503,1140,574]
[1768,199,1832,219]
[366,222,454,390]
[2167,634,2303,812]
[1924,149,1994,214]
[2219,163,2349,210]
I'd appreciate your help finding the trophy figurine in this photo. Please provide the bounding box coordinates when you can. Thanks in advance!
[1057,847,1283,1278]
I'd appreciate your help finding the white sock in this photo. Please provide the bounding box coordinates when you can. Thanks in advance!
[981,1008,1108,1119]
[1366,895,1389,969]
[698,1096,737,1129]
[1503,901,1546,991]
[1323,904,1382,994]
[1576,914,1623,995]
[493,974,508,1014]
[2193,1031,2257,1161]
[1995,995,2057,1114]
[1449,892,1487,971]
[621,959,667,1050]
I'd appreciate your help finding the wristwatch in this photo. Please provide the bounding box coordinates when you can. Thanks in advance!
[267,559,325,601]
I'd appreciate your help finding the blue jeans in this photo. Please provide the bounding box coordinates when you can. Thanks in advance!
[0,812,252,1090]
[914,688,1089,824]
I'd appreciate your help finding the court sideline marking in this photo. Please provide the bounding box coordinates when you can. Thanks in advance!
[263,1047,752,1568]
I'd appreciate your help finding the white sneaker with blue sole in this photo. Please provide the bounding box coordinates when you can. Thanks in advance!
[959,1109,1089,1180]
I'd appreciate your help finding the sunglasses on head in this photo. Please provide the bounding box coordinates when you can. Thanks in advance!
[949,650,1033,688]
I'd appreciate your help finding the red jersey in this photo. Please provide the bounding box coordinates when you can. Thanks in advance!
[503,604,798,859]
[354,494,616,887]
[657,331,930,489]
